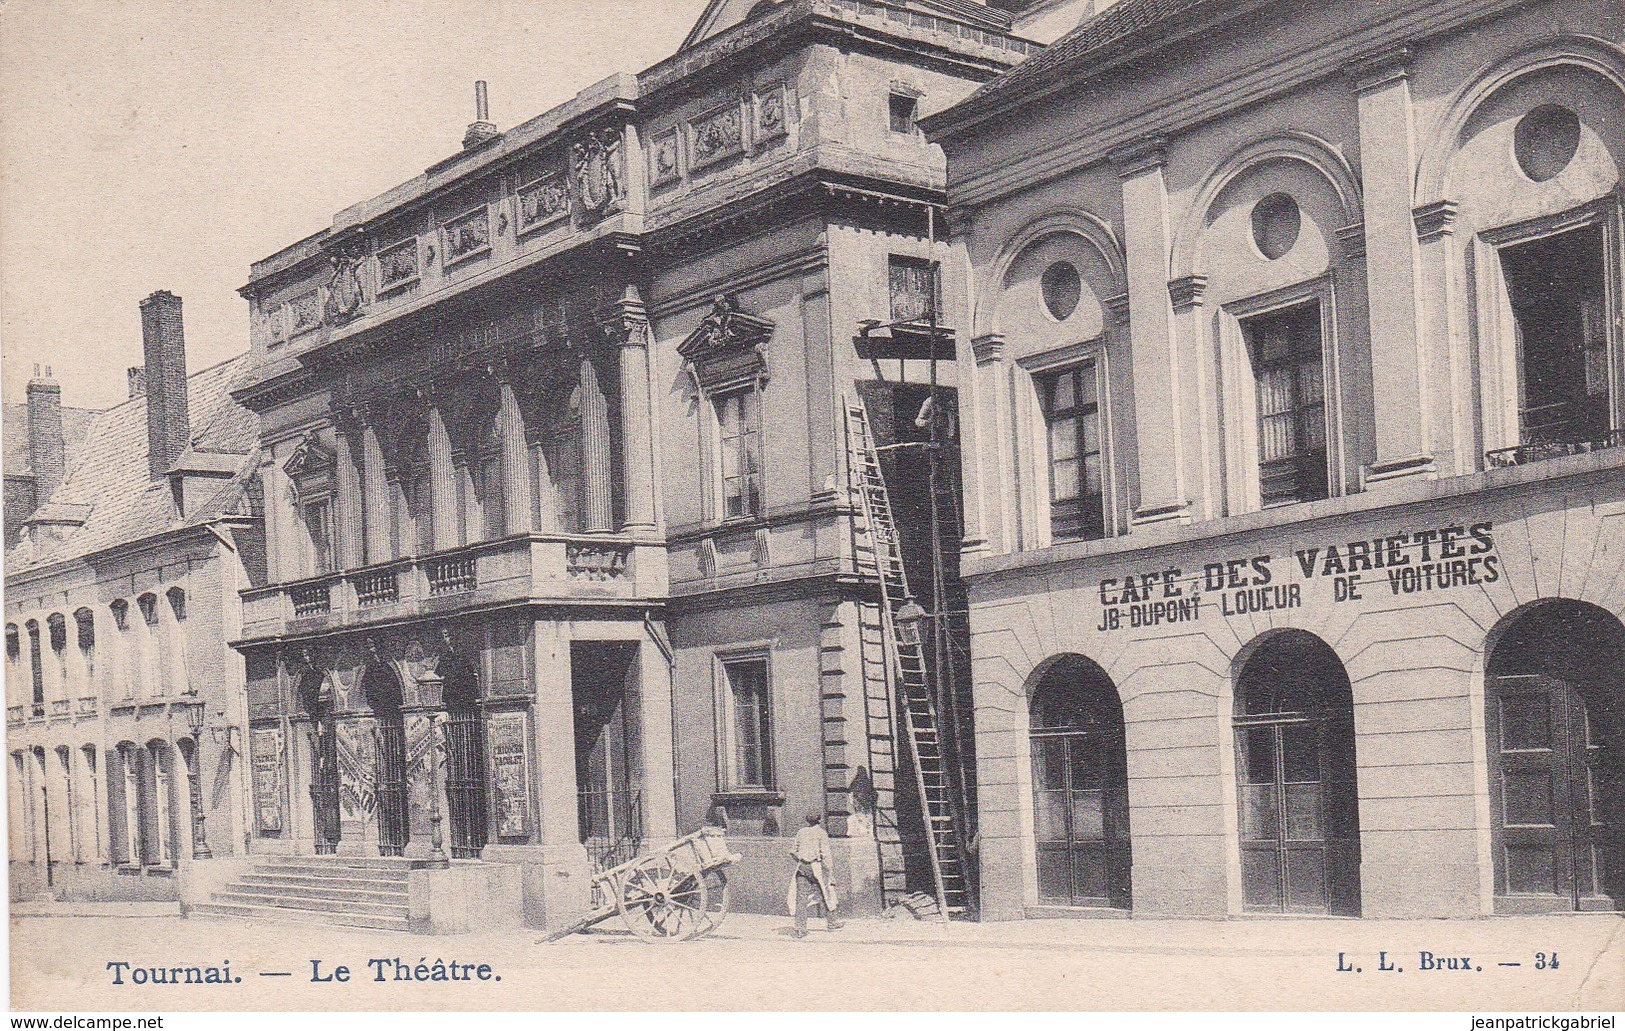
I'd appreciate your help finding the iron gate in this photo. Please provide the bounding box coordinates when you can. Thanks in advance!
[444,708,489,859]
[374,716,409,857]
[310,719,340,855]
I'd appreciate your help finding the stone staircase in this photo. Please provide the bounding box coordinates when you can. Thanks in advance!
[192,856,416,932]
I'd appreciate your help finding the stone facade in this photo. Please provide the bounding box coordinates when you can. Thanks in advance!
[927,0,1625,918]
[230,0,1037,931]
[6,297,262,907]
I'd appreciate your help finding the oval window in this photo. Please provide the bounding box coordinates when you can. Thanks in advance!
[1251,193,1301,261]
[1514,104,1581,183]
[1041,261,1082,321]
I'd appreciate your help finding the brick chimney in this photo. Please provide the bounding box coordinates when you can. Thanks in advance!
[127,366,147,399]
[463,81,499,149]
[139,290,190,479]
[26,364,64,505]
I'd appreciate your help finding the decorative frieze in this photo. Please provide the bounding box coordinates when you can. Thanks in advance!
[566,542,630,580]
[518,169,570,233]
[754,83,788,143]
[572,128,624,215]
[442,206,492,266]
[647,128,681,188]
[323,245,367,326]
[689,102,745,171]
[376,238,420,292]
[289,289,321,335]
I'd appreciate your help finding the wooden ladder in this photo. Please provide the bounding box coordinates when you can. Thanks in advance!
[843,398,969,919]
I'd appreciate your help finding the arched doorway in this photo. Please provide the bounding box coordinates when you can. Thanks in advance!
[1029,655,1132,909]
[1485,600,1624,912]
[362,663,409,857]
[299,671,340,855]
[441,656,488,859]
[1233,630,1361,915]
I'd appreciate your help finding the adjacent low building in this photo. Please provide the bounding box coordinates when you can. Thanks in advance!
[926,0,1624,918]
[6,292,262,905]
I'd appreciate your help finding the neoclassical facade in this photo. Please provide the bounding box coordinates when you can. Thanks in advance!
[927,0,1624,918]
[229,0,1037,930]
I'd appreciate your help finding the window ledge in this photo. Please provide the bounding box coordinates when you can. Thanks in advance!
[711,789,785,806]
[969,445,1625,579]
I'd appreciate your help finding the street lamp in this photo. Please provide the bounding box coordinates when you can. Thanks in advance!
[895,598,927,648]
[185,702,213,859]
[404,671,449,869]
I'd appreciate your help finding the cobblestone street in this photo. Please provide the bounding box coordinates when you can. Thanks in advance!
[10,911,1622,1011]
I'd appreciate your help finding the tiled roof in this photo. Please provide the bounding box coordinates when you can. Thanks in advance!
[956,0,1213,117]
[5,354,260,574]
[2,402,103,478]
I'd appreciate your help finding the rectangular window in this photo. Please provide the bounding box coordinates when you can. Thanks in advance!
[1500,223,1611,449]
[889,92,919,135]
[302,499,335,575]
[723,658,772,790]
[1244,302,1328,506]
[714,388,762,519]
[1039,363,1106,542]
[888,255,940,325]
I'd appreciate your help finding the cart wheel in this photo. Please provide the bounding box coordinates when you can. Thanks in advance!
[695,868,732,938]
[615,853,710,942]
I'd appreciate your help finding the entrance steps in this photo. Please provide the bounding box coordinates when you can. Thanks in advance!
[192,855,419,932]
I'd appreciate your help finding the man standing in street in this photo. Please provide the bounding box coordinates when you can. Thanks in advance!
[787,810,844,938]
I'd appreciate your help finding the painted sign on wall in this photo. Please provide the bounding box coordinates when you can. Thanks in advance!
[1095,521,1501,631]
[489,710,530,839]
[251,726,285,833]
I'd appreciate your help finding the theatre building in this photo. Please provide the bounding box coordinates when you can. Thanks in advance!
[926,0,1625,918]
[6,293,262,904]
[224,0,1040,931]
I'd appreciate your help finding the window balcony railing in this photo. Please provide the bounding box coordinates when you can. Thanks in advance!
[49,699,72,718]
[1486,429,1625,469]
[76,696,97,716]
[240,534,664,643]
[290,584,332,618]
[426,556,478,596]
[7,705,23,727]
[354,569,400,608]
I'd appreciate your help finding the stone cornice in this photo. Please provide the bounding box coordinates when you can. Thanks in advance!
[1344,43,1415,92]
[1103,293,1132,325]
[936,0,1533,213]
[1109,137,1169,178]
[1413,199,1460,241]
[1167,274,1208,312]
[971,333,1006,364]
[1335,222,1367,259]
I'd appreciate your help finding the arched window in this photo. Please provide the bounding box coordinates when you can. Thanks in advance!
[1485,601,1624,910]
[25,620,43,712]
[1233,630,1360,916]
[109,599,129,632]
[1029,655,1131,909]
[74,609,95,680]
[137,593,158,628]
[46,613,67,654]
[165,587,186,622]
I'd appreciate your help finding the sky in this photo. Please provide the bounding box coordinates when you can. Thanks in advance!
[0,0,709,410]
